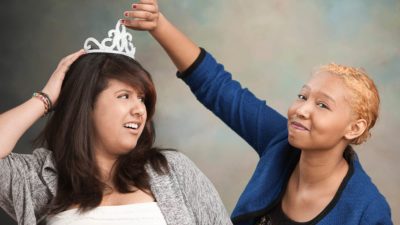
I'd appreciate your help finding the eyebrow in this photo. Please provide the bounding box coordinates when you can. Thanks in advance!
[302,85,336,104]
[114,89,133,94]
[114,88,145,96]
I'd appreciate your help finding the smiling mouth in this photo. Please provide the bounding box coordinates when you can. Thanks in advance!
[123,122,140,130]
[290,121,309,131]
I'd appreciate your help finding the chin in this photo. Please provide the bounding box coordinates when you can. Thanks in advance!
[117,143,138,154]
[288,137,300,148]
[288,132,299,145]
[288,136,309,150]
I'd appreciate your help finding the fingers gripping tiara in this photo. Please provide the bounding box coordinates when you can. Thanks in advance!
[84,20,136,59]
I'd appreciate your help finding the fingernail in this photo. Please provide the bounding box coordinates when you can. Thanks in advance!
[132,4,137,9]
[124,12,128,16]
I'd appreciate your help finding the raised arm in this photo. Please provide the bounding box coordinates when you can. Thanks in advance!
[0,50,84,158]
[122,1,199,72]
[123,1,288,155]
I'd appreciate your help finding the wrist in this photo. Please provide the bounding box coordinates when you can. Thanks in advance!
[150,13,166,37]
[41,87,57,104]
[32,91,53,116]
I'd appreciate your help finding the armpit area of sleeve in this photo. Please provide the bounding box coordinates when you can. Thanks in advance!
[176,47,206,79]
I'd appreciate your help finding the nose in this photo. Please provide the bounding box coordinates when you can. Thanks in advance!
[130,100,146,117]
[295,101,312,119]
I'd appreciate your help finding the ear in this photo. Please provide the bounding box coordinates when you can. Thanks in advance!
[344,119,367,141]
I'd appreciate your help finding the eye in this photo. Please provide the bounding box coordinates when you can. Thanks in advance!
[317,102,330,110]
[118,94,129,99]
[138,96,145,103]
[297,94,307,101]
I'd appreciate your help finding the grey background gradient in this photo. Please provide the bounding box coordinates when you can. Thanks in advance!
[0,0,399,224]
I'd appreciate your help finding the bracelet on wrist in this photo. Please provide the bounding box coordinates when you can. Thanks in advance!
[32,91,53,116]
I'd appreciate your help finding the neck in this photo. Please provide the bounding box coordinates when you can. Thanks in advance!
[95,152,118,186]
[295,143,349,190]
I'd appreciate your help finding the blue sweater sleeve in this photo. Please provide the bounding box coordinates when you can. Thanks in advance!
[179,49,288,156]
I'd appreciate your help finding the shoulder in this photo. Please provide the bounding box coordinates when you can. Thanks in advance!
[347,158,386,200]
[162,150,191,164]
[0,148,54,173]
[150,151,232,225]
[360,195,393,224]
[353,163,392,223]
[0,148,57,194]
[1,148,57,187]
[161,150,198,173]
[340,159,392,224]
[160,150,210,183]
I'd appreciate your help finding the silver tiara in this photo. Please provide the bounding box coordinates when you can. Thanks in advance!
[84,20,136,59]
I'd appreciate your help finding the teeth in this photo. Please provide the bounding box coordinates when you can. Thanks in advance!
[124,123,139,129]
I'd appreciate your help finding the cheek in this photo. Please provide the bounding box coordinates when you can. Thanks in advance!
[141,105,148,122]
[140,116,148,134]
[287,102,298,118]
[312,115,349,139]
[93,106,121,132]
[93,114,113,140]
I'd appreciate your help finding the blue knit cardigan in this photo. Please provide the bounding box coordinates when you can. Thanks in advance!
[178,49,393,225]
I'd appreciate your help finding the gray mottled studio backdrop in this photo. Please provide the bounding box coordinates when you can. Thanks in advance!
[1,0,399,224]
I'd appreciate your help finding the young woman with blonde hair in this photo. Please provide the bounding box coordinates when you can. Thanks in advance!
[123,0,392,224]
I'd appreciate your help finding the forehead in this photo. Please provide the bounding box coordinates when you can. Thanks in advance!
[304,72,351,102]
[104,78,142,93]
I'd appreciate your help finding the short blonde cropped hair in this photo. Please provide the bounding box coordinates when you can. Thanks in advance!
[314,63,380,145]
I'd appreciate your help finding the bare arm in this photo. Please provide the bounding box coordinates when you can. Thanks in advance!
[123,2,288,155]
[149,13,200,72]
[122,1,200,72]
[0,50,85,158]
[0,99,46,159]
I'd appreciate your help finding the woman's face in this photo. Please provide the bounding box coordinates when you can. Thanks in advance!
[287,72,355,151]
[92,78,147,158]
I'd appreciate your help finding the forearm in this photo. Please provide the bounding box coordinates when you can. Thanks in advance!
[149,13,200,72]
[0,98,44,158]
[0,50,83,159]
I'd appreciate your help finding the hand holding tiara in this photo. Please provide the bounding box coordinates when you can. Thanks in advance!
[121,0,160,31]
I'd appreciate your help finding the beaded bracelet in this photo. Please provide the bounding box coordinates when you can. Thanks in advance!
[32,91,53,115]
[37,91,53,110]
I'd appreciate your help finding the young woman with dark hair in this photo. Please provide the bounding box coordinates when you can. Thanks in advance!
[122,0,393,224]
[0,22,232,225]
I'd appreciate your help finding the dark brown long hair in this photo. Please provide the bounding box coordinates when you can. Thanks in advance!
[35,53,170,214]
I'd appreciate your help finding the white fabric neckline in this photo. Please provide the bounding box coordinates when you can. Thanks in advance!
[47,202,168,225]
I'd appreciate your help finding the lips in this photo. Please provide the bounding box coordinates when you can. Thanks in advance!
[290,121,309,131]
[123,121,142,130]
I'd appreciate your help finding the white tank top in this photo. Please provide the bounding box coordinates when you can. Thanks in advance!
[46,202,167,225]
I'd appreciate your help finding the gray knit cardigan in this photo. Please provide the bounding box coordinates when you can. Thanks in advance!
[0,148,232,225]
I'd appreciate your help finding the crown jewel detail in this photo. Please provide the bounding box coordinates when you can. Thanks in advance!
[84,20,136,59]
